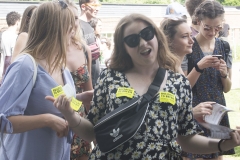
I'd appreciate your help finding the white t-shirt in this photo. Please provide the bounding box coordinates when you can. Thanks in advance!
[1,30,17,57]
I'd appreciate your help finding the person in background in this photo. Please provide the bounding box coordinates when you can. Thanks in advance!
[185,0,206,37]
[0,1,76,159]
[65,0,93,159]
[1,11,20,77]
[47,13,240,160]
[0,27,8,79]
[79,0,101,87]
[11,5,37,62]
[165,1,187,19]
[89,17,102,48]
[100,37,112,65]
[217,23,230,42]
[181,1,234,159]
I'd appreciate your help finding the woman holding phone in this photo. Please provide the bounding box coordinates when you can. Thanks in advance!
[181,1,233,159]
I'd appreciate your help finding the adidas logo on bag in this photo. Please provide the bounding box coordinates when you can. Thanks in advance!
[110,128,119,137]
[110,128,123,142]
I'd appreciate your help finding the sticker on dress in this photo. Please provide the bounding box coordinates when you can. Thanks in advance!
[51,84,82,111]
[159,92,176,105]
[116,87,134,98]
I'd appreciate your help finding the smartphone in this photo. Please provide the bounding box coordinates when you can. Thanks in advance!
[212,55,222,59]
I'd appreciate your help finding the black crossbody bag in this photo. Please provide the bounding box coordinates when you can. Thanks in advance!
[94,68,166,153]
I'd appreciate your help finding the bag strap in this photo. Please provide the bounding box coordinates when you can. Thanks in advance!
[219,39,230,55]
[25,54,37,86]
[15,53,37,87]
[136,68,166,111]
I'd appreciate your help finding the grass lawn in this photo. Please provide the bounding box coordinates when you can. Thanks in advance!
[223,89,240,159]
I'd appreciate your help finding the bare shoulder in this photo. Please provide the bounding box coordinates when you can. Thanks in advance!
[17,32,28,40]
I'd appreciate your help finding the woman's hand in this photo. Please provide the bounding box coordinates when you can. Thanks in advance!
[197,56,220,70]
[221,131,240,151]
[217,59,228,77]
[193,102,215,123]
[46,114,69,137]
[45,95,75,118]
[76,90,94,112]
[76,90,94,105]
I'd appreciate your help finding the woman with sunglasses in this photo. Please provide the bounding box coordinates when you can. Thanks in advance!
[0,1,76,159]
[47,13,240,159]
[180,1,234,160]
[11,5,37,62]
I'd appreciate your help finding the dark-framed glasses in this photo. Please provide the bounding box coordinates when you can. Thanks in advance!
[123,26,155,48]
[201,21,223,32]
[58,0,68,9]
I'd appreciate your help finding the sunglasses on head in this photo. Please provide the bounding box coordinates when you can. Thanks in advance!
[123,26,155,48]
[85,3,101,9]
[201,21,223,32]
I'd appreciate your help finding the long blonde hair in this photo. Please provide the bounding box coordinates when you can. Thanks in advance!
[107,13,178,72]
[22,1,75,74]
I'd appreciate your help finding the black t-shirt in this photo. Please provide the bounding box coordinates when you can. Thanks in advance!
[80,19,96,45]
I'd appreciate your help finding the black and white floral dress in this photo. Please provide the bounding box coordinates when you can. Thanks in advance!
[87,68,199,160]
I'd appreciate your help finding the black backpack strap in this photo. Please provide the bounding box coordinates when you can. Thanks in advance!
[219,39,230,55]
[137,68,166,111]
[144,68,166,100]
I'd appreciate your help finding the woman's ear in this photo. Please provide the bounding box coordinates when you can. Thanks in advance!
[80,4,86,11]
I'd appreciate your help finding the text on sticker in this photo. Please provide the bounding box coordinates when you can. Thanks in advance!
[116,87,134,98]
[51,85,64,98]
[51,85,82,111]
[159,92,176,105]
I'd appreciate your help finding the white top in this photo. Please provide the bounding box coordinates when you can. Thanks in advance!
[1,30,17,56]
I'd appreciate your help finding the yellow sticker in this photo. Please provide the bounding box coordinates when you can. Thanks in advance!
[70,97,82,111]
[51,85,64,98]
[159,92,176,105]
[116,87,134,98]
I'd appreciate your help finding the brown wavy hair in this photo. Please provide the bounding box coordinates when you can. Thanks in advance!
[6,11,21,26]
[23,1,75,74]
[106,13,178,72]
[192,0,225,25]
[185,0,206,17]
[160,17,187,52]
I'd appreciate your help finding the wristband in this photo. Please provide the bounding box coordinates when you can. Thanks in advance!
[70,113,81,128]
[218,139,224,152]
[195,63,204,73]
[220,74,227,79]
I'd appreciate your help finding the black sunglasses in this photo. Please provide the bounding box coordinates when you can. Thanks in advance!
[123,26,155,48]
[58,0,68,9]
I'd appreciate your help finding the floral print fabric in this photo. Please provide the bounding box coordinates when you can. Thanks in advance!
[87,68,200,160]
[71,64,90,94]
[70,53,91,159]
